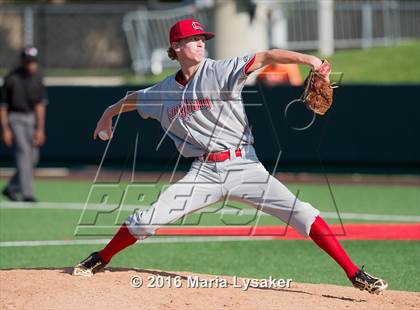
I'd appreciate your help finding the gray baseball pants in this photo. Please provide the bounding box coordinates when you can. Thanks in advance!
[5,112,39,198]
[125,145,320,239]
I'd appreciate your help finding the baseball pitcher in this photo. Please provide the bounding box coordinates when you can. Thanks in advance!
[73,19,387,295]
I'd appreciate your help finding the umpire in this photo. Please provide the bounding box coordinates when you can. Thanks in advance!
[0,47,47,202]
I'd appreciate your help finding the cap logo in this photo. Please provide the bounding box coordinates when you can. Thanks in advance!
[25,47,38,57]
[191,21,203,30]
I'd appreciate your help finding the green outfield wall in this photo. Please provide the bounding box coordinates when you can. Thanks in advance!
[1,85,419,170]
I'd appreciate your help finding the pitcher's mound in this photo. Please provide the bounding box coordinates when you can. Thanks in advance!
[1,268,418,310]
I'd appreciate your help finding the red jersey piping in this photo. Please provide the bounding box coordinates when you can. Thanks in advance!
[244,54,256,75]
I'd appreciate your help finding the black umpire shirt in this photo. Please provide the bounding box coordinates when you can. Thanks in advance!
[0,67,47,113]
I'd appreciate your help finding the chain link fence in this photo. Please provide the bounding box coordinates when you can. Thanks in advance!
[0,4,145,70]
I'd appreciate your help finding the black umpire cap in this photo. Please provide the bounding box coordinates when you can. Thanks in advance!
[20,46,39,62]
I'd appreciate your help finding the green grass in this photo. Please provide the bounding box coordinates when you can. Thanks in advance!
[0,179,419,291]
[1,180,419,216]
[124,69,177,85]
[298,40,420,84]
[0,179,418,239]
[0,240,418,292]
[2,207,407,242]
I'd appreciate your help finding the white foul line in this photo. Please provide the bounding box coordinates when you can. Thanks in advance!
[0,201,418,222]
[0,236,276,248]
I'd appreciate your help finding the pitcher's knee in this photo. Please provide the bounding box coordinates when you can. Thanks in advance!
[124,208,160,240]
[287,202,320,237]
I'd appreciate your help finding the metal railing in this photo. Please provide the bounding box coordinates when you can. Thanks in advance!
[272,0,420,50]
[1,1,419,74]
[123,4,211,75]
[123,1,420,75]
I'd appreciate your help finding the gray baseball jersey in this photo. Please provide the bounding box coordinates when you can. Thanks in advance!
[136,55,256,157]
[127,54,320,239]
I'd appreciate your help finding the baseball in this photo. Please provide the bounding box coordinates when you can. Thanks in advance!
[98,130,111,141]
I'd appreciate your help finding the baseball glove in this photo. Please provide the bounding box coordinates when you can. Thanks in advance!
[302,60,334,115]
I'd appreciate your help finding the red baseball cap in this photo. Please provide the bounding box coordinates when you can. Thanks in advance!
[169,19,214,44]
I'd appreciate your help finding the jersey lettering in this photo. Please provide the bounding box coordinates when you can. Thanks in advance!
[167,97,212,123]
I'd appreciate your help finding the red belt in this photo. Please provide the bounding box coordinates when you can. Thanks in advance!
[199,148,242,162]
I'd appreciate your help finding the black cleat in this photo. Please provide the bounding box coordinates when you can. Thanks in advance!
[350,266,388,294]
[73,252,107,277]
[23,196,38,203]
[2,188,20,201]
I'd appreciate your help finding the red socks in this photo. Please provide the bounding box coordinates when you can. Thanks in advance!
[309,216,359,279]
[99,224,138,263]
[99,216,359,280]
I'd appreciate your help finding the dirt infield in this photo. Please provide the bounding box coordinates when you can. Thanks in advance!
[1,269,419,310]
